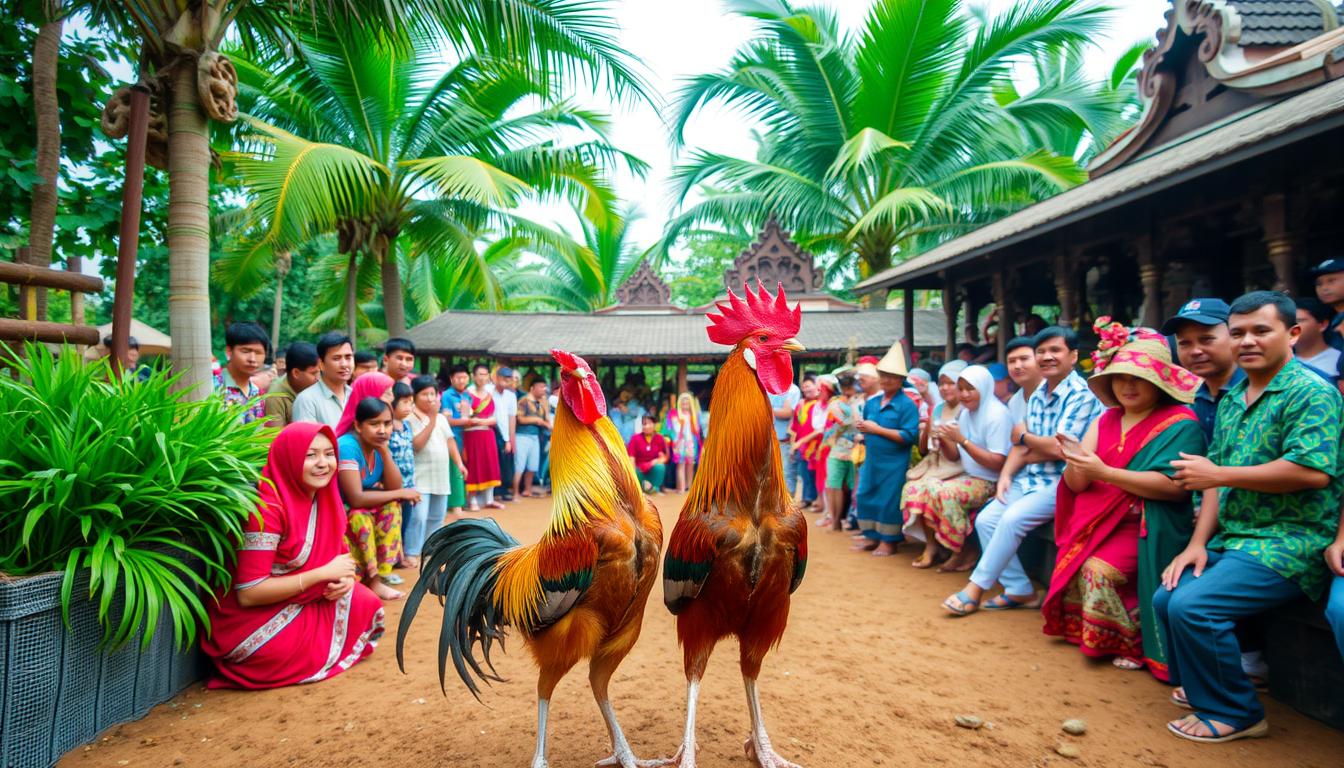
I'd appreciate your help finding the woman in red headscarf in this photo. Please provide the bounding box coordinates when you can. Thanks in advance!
[202,422,384,689]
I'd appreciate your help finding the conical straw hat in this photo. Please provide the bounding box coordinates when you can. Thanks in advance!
[876,341,909,377]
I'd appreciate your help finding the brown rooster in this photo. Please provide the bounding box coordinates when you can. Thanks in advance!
[398,349,663,768]
[662,282,808,768]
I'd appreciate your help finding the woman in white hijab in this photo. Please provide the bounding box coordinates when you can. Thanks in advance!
[902,364,1013,571]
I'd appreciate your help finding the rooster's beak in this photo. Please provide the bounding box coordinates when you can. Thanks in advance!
[781,338,805,352]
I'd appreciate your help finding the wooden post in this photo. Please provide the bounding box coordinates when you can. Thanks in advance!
[110,84,151,377]
[1132,234,1164,329]
[902,287,915,351]
[676,362,688,394]
[942,276,957,360]
[1054,250,1080,329]
[1262,193,1297,295]
[994,267,1014,362]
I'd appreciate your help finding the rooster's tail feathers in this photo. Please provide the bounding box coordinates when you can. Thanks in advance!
[397,517,519,701]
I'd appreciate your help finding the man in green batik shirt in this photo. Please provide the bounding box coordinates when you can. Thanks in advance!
[1158,291,1343,744]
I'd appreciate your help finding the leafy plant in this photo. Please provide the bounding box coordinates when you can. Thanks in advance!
[0,343,270,650]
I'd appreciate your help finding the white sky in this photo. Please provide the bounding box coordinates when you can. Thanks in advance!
[528,0,1173,250]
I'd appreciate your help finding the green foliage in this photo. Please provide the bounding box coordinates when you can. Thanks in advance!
[662,0,1123,277]
[0,343,271,650]
[662,226,755,309]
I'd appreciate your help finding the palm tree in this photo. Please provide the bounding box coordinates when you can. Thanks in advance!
[89,0,646,397]
[223,15,647,338]
[23,0,64,320]
[662,0,1120,279]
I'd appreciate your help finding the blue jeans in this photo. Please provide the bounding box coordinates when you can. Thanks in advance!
[779,441,797,499]
[1328,573,1344,662]
[1152,549,1303,728]
[969,481,1058,596]
[796,450,817,504]
[404,493,449,557]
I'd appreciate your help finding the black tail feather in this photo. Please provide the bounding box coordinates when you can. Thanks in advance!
[397,517,519,701]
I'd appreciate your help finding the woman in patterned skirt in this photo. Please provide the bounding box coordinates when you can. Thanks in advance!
[203,422,384,688]
[1044,322,1204,676]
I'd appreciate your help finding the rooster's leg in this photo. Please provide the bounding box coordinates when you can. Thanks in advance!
[741,678,802,768]
[530,698,551,768]
[591,653,666,768]
[654,677,700,768]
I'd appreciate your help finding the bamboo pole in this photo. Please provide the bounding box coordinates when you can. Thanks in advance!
[110,85,151,378]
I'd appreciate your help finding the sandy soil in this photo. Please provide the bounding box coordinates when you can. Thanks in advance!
[61,496,1344,768]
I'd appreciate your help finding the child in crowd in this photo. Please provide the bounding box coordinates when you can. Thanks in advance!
[387,383,417,583]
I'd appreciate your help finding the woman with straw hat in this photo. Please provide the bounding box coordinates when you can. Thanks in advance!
[1042,319,1206,678]
[854,341,921,555]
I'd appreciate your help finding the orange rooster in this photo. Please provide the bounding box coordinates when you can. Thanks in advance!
[662,282,808,768]
[398,349,663,768]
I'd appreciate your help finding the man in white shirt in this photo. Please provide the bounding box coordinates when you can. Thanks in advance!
[768,380,802,499]
[1294,298,1342,385]
[491,366,519,501]
[1003,336,1042,442]
[291,332,354,428]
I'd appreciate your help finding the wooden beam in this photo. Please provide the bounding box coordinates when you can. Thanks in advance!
[943,276,957,360]
[0,260,104,294]
[0,318,100,346]
[902,287,915,350]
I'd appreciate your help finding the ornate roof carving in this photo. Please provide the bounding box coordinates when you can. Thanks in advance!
[724,216,825,295]
[1090,0,1344,178]
[614,260,673,307]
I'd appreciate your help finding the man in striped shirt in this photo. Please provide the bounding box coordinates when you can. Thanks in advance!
[944,326,1102,615]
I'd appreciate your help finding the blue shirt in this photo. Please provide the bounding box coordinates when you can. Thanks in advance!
[860,391,919,462]
[1017,370,1102,493]
[1326,311,1344,351]
[1192,367,1246,444]
[337,433,384,493]
[441,386,469,418]
[768,384,801,441]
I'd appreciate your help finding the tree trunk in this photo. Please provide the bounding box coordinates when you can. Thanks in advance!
[166,62,213,400]
[270,271,285,351]
[379,237,406,336]
[25,16,63,321]
[70,254,84,325]
[345,250,359,342]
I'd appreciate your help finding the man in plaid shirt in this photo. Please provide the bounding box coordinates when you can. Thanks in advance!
[943,326,1102,615]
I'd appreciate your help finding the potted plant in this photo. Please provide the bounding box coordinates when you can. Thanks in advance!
[0,343,269,768]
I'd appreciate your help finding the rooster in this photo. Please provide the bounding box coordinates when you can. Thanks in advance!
[398,349,663,768]
[663,282,808,768]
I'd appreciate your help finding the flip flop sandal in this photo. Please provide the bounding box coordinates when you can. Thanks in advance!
[381,574,405,586]
[983,593,1041,611]
[942,591,980,617]
[1167,715,1268,744]
[1170,689,1192,709]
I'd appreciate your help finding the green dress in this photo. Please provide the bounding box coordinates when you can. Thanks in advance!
[1135,417,1207,682]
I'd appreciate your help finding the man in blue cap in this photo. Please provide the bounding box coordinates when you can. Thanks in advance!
[1162,298,1244,444]
[1310,258,1344,351]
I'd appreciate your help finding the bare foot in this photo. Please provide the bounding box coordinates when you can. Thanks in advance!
[871,542,899,557]
[372,581,404,600]
[401,555,420,569]
[911,552,938,568]
[850,540,879,552]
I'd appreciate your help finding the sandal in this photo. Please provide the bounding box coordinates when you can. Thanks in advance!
[942,591,980,617]
[1170,688,1191,710]
[983,592,1041,611]
[1166,714,1269,744]
[1112,657,1143,671]
[381,573,404,586]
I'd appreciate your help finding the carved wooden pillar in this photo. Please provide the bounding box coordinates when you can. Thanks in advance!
[994,267,1015,361]
[1054,250,1082,329]
[943,276,957,360]
[1262,193,1297,295]
[1130,234,1163,329]
[902,287,915,350]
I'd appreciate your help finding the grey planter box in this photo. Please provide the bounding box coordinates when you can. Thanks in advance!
[0,569,205,768]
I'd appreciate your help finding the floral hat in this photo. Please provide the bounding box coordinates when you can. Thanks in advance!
[1087,317,1201,408]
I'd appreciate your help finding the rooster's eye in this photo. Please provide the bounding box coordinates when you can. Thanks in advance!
[757,335,768,343]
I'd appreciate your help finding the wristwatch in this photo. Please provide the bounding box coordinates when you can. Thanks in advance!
[1017,431,1029,447]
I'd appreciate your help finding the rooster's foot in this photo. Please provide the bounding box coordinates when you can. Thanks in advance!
[634,743,694,768]
[744,737,802,768]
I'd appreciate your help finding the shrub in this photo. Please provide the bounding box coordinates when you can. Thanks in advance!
[0,343,270,649]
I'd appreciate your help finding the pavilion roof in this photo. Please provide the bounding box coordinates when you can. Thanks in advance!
[405,308,953,360]
[854,74,1344,293]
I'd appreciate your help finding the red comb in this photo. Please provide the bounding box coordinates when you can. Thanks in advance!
[705,281,802,347]
[549,348,589,372]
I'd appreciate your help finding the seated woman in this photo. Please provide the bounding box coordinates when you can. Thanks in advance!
[902,364,1010,571]
[202,422,384,689]
[338,396,421,601]
[627,414,670,493]
[1043,322,1204,676]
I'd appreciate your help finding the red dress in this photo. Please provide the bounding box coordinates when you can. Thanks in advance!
[202,423,384,689]
[462,389,502,492]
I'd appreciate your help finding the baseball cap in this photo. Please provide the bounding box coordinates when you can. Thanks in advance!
[1310,258,1344,277]
[1160,298,1231,335]
[987,363,1009,382]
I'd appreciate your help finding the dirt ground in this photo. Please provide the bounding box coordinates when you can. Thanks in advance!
[62,496,1344,768]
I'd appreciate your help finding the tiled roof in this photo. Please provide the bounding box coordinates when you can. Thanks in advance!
[1231,0,1341,46]
[405,308,954,359]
